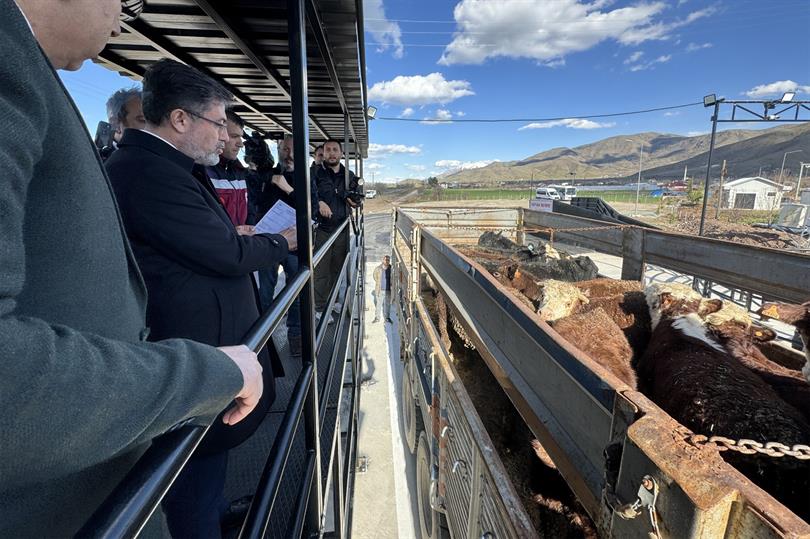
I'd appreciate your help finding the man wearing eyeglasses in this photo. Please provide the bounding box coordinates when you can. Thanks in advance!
[106,58,296,537]
[1,0,268,537]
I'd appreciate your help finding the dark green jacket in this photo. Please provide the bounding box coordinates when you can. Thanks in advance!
[0,2,243,535]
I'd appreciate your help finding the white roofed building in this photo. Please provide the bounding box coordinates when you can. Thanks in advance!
[721,176,783,210]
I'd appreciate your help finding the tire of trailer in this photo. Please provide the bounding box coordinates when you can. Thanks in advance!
[402,364,422,454]
[416,430,440,539]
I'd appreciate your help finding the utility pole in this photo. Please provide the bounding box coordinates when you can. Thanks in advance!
[796,162,809,201]
[714,159,727,218]
[778,150,802,187]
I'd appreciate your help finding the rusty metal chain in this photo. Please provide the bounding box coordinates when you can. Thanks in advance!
[685,433,810,460]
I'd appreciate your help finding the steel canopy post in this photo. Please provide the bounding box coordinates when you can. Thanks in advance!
[287,0,322,534]
[698,101,720,236]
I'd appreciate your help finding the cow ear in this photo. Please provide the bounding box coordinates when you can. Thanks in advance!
[751,326,777,342]
[759,303,781,320]
[700,299,723,315]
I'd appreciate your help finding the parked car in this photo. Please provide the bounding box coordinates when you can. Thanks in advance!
[535,187,561,200]
[365,189,377,199]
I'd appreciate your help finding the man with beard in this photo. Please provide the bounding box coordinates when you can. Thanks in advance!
[313,139,359,316]
[106,58,296,537]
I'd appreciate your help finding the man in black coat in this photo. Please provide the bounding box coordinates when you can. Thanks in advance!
[313,139,360,314]
[107,59,296,537]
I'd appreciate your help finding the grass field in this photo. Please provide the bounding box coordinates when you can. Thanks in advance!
[415,187,661,205]
[417,188,534,201]
[575,190,659,205]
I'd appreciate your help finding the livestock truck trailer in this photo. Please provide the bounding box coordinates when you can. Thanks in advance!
[391,206,810,539]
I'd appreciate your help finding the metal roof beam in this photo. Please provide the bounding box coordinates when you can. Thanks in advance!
[191,0,329,140]
[118,18,292,134]
[305,0,356,143]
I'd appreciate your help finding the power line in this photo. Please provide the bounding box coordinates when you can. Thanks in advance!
[376,101,702,123]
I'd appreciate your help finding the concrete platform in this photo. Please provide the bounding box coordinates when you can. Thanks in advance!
[352,213,421,539]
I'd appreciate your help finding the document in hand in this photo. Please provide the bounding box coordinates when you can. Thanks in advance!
[255,200,297,234]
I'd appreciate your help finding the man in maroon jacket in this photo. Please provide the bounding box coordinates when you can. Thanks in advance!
[206,109,251,233]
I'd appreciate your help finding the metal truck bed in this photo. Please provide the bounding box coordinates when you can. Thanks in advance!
[393,206,810,539]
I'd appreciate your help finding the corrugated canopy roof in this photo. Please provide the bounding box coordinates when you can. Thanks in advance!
[96,0,368,157]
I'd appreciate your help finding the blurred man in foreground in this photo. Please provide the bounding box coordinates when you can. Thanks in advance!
[0,1,263,535]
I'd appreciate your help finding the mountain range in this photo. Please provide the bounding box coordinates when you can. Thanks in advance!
[442,122,810,185]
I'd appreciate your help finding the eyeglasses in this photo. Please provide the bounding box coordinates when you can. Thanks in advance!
[184,110,228,132]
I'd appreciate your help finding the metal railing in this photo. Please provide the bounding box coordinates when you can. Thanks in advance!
[78,220,362,538]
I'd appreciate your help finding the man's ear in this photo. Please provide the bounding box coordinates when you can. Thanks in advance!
[168,109,190,134]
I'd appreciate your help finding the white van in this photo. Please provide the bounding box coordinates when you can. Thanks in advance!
[548,184,577,201]
[365,189,377,199]
[535,187,561,200]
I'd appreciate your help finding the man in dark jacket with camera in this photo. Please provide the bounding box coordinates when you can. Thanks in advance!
[313,139,360,314]
[107,58,295,537]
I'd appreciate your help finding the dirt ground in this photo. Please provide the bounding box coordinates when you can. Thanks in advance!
[645,205,804,249]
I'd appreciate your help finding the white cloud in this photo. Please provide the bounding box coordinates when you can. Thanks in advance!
[456,111,465,117]
[399,107,414,117]
[663,111,680,117]
[368,143,422,157]
[438,0,716,65]
[685,42,712,52]
[518,118,615,130]
[628,54,671,71]
[624,51,644,64]
[366,162,386,170]
[368,73,474,106]
[420,108,454,125]
[406,164,427,172]
[435,159,498,171]
[364,0,403,58]
[744,80,810,98]
[687,131,707,137]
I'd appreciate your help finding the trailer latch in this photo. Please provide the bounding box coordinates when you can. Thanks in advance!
[615,475,661,539]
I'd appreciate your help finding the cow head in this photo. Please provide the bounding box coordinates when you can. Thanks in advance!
[708,320,777,346]
[759,301,810,382]
[645,283,711,329]
[702,298,752,329]
[535,279,589,321]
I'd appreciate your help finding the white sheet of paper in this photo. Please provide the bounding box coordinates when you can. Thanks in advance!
[254,200,297,234]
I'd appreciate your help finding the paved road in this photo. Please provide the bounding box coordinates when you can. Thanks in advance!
[352,211,421,539]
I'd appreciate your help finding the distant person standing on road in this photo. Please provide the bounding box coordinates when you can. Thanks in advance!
[372,255,393,323]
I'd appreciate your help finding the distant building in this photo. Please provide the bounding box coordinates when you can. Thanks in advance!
[721,176,782,210]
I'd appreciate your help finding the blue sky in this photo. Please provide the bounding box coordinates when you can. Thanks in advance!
[63,0,810,183]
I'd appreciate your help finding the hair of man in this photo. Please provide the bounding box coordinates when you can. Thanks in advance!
[142,59,234,126]
[323,139,342,152]
[225,108,245,129]
[106,86,142,132]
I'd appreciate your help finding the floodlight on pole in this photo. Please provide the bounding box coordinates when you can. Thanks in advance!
[698,96,721,236]
[626,139,644,216]
[781,91,796,103]
[366,105,377,120]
